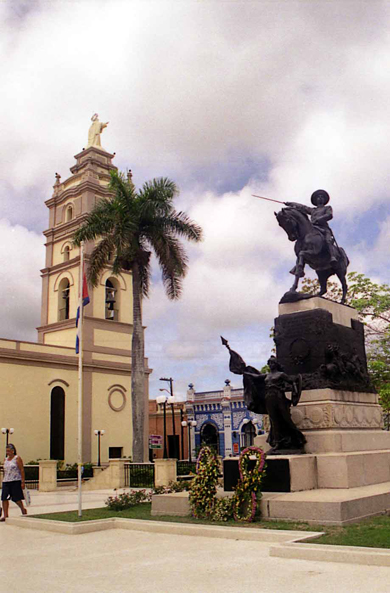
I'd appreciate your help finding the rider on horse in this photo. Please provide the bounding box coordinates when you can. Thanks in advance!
[285,189,339,264]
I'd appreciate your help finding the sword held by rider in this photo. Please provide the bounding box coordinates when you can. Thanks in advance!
[252,190,339,264]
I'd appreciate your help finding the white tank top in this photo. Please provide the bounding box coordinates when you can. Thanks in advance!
[3,455,22,482]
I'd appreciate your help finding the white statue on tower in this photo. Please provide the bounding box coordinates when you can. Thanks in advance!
[87,113,109,148]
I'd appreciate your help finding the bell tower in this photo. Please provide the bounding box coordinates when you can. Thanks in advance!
[37,129,133,358]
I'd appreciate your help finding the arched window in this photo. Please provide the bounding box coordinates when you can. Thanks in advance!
[241,421,256,448]
[200,423,219,454]
[58,278,70,321]
[63,245,70,262]
[65,205,73,222]
[105,278,119,321]
[50,386,65,460]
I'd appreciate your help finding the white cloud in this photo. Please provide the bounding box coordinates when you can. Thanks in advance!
[2,1,390,394]
[0,220,43,341]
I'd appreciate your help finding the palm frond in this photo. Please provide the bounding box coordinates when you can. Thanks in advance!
[138,178,178,205]
[152,211,203,243]
[88,237,116,286]
[73,199,117,245]
[150,232,189,300]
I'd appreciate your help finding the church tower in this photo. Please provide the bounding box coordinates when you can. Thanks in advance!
[35,116,151,462]
[38,120,133,357]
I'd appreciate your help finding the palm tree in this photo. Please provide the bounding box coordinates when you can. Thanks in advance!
[73,171,203,462]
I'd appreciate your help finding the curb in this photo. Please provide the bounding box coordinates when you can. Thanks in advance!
[6,516,321,542]
[269,541,390,567]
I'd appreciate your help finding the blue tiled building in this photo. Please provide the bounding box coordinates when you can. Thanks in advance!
[185,380,264,459]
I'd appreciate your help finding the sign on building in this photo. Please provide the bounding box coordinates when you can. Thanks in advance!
[149,435,163,449]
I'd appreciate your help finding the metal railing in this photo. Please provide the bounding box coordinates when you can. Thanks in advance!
[176,461,196,476]
[124,463,154,488]
[24,465,39,490]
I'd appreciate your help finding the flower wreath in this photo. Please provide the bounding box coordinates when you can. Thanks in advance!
[232,446,266,522]
[189,446,220,519]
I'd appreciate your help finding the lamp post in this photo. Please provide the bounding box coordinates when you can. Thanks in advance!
[180,408,184,460]
[94,430,105,466]
[1,428,14,448]
[156,395,168,458]
[181,420,196,462]
[160,377,177,458]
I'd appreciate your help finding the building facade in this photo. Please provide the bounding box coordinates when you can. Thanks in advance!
[148,400,189,460]
[0,133,151,463]
[185,381,264,459]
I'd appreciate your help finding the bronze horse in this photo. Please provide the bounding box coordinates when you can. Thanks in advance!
[276,207,349,303]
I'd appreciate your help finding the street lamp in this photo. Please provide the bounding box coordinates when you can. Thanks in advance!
[156,395,169,458]
[94,430,105,466]
[181,420,196,463]
[180,408,184,460]
[1,428,14,448]
[160,376,177,458]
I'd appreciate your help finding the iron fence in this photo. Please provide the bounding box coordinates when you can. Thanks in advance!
[24,465,39,490]
[176,461,196,476]
[124,463,154,488]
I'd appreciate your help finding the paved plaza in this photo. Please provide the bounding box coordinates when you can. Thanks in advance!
[0,489,389,592]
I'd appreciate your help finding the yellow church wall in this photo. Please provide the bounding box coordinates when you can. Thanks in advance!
[94,329,131,351]
[19,342,75,356]
[0,340,17,349]
[91,373,132,463]
[0,361,77,463]
[92,352,131,364]
[43,329,77,348]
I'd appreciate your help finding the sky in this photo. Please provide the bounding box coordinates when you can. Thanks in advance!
[2,0,390,400]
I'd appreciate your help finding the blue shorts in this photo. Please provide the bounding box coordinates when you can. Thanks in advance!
[1,480,24,502]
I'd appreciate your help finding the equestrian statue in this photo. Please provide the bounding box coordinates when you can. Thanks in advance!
[275,189,349,303]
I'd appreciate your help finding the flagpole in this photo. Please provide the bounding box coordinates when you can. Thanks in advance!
[77,241,84,518]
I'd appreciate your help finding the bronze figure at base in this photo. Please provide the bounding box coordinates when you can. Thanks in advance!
[221,337,306,455]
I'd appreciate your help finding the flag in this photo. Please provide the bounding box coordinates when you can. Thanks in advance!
[76,270,90,354]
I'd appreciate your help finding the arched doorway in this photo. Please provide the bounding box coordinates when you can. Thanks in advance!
[50,386,65,460]
[200,423,219,454]
[241,421,256,448]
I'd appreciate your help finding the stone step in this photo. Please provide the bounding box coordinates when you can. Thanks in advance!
[316,450,390,488]
[260,482,390,525]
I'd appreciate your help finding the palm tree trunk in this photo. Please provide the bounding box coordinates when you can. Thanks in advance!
[131,262,146,462]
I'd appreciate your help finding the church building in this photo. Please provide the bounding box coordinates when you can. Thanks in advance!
[0,118,151,464]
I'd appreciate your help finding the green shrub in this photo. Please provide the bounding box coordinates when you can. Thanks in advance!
[168,480,192,492]
[105,489,150,511]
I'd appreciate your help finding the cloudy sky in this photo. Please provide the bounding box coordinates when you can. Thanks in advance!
[2,0,390,399]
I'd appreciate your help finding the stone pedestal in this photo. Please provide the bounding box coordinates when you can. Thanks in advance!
[107,459,126,489]
[93,465,105,478]
[154,459,177,487]
[39,460,57,492]
[251,298,390,524]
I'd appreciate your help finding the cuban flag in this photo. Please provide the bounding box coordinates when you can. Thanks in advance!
[75,270,90,354]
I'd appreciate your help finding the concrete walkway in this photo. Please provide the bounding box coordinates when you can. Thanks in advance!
[1,489,390,593]
[2,487,124,517]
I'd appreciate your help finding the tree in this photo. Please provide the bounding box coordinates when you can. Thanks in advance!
[74,171,203,460]
[301,272,390,423]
